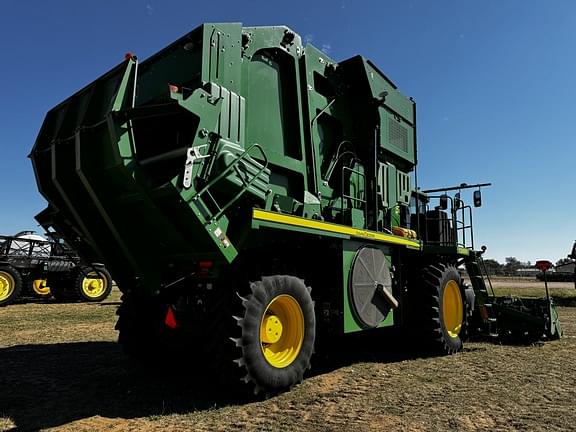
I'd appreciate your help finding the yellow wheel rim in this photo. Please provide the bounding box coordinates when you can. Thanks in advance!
[260,295,304,368]
[443,280,463,338]
[0,271,15,301]
[32,279,51,296]
[81,272,107,299]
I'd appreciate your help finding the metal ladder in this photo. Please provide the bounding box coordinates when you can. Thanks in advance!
[465,256,498,337]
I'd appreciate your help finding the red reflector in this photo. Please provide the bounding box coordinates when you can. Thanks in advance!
[535,260,553,272]
[124,52,135,60]
[165,306,178,329]
[198,260,213,270]
[168,84,179,93]
[479,305,489,321]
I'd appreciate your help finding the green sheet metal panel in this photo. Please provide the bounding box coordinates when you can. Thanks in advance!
[240,26,308,203]
[241,25,304,162]
[361,60,416,167]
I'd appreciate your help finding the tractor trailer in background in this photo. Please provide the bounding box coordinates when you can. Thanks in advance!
[0,231,112,306]
[29,23,561,395]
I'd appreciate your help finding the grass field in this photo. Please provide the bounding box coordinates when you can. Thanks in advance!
[1,280,575,431]
[489,277,576,303]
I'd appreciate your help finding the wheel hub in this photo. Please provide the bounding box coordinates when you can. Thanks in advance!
[260,295,304,368]
[82,274,106,298]
[33,279,51,295]
[443,280,463,338]
[0,272,15,301]
[261,314,283,344]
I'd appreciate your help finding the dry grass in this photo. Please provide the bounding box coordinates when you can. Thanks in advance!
[489,278,576,302]
[1,282,575,431]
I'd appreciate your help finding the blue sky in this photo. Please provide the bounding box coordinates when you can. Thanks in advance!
[0,0,574,264]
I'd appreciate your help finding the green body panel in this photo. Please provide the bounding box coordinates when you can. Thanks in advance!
[241,26,309,205]
[342,240,394,333]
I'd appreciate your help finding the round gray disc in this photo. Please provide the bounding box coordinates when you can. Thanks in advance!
[349,247,392,329]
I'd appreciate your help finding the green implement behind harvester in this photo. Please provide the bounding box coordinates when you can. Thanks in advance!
[29,23,561,395]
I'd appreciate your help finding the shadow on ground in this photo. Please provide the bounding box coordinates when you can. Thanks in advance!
[2,329,428,431]
[2,341,253,431]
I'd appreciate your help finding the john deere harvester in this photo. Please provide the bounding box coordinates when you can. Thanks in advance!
[30,23,561,394]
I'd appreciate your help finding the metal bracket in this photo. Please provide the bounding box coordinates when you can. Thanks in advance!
[183,144,209,188]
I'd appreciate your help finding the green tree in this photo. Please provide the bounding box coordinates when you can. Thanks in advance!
[483,258,502,275]
[504,257,522,275]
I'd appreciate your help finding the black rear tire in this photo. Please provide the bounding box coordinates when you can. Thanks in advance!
[232,275,316,395]
[0,265,23,306]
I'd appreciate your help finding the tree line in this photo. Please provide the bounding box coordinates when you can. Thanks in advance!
[483,257,573,276]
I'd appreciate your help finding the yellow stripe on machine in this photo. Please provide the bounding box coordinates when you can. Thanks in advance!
[253,209,421,249]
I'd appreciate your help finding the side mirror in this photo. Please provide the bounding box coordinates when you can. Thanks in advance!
[439,194,448,210]
[473,190,482,207]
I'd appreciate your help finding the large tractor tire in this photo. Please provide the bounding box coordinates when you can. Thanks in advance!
[31,279,52,299]
[0,265,22,306]
[414,263,466,354]
[231,275,316,395]
[74,266,112,302]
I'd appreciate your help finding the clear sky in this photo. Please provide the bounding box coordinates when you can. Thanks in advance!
[0,0,574,265]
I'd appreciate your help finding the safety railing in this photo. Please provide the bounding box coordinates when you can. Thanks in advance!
[192,143,269,222]
[419,195,474,249]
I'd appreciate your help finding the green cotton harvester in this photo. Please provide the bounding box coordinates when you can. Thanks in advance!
[30,23,562,395]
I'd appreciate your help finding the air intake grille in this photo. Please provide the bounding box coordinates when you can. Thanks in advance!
[388,118,408,152]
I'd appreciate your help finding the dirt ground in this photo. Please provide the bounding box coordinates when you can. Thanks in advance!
[489,277,574,292]
[1,282,575,432]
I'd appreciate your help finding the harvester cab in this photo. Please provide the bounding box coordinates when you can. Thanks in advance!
[29,22,562,395]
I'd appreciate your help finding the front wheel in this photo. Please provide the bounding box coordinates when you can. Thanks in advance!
[414,263,466,354]
[232,275,316,395]
[74,266,112,302]
[0,265,22,306]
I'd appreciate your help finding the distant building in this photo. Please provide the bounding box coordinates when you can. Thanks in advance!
[516,268,540,276]
[555,262,576,273]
